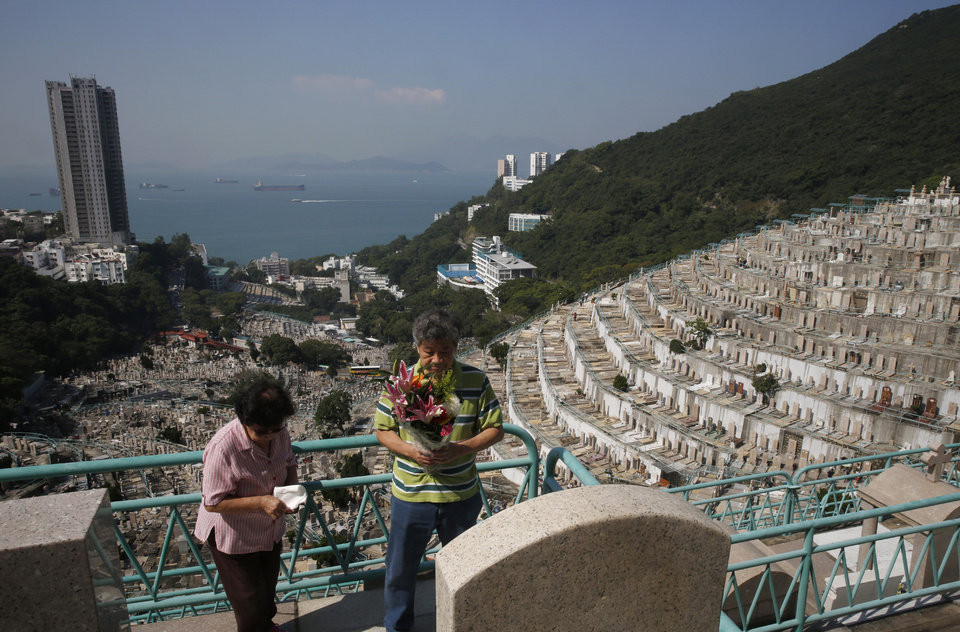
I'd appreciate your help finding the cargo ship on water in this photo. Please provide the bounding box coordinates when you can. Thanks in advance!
[254,180,304,191]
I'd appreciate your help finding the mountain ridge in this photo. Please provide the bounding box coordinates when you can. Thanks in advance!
[356,4,960,295]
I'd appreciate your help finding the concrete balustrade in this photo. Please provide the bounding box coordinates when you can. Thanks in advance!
[0,489,127,632]
[435,484,730,632]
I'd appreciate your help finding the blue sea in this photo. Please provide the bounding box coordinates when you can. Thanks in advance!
[0,168,493,263]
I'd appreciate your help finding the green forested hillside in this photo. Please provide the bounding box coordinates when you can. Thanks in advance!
[360,5,960,291]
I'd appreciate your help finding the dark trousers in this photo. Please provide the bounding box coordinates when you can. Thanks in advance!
[383,494,483,632]
[207,531,282,632]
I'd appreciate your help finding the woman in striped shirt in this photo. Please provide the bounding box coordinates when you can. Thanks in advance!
[375,309,504,632]
[194,371,298,632]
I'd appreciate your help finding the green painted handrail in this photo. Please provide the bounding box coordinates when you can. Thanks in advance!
[542,446,601,492]
[0,424,539,624]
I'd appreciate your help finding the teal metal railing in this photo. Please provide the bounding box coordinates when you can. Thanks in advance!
[718,492,960,632]
[8,427,960,631]
[0,424,539,624]
[542,442,960,632]
[666,444,960,531]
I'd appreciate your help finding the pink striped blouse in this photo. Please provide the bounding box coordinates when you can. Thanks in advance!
[194,418,297,554]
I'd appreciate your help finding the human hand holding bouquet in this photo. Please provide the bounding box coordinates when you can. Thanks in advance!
[384,361,461,468]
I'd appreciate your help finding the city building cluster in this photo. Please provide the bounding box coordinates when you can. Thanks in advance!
[252,253,403,302]
[21,238,136,284]
[498,151,565,191]
[3,77,138,286]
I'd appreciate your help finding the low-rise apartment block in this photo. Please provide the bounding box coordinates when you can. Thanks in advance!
[472,236,537,294]
[508,213,550,232]
[22,239,134,284]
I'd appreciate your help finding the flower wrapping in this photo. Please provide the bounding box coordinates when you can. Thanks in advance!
[384,361,459,455]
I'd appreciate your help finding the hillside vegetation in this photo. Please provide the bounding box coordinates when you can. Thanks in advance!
[359,6,960,295]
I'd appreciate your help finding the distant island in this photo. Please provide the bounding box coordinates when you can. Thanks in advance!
[215,153,449,173]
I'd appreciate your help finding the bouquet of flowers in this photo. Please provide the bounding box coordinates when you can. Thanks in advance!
[384,361,460,454]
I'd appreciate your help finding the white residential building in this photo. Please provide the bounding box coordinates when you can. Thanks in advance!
[468,203,489,222]
[472,236,537,296]
[290,269,350,303]
[255,252,289,276]
[503,176,533,192]
[63,252,127,284]
[530,152,553,178]
[354,265,405,299]
[23,239,67,272]
[323,255,355,272]
[508,213,550,232]
[497,154,517,178]
[24,240,133,284]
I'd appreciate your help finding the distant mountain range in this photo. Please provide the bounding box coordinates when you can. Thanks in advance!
[210,133,569,175]
[394,134,569,173]
[214,153,449,173]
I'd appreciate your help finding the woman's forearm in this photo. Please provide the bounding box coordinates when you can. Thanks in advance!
[205,495,268,515]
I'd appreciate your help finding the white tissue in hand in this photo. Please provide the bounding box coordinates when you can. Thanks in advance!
[273,484,307,509]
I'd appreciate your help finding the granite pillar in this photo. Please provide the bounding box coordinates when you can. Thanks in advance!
[0,489,127,631]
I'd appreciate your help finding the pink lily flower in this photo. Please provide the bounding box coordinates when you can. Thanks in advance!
[409,394,445,424]
[384,380,408,409]
[393,361,416,392]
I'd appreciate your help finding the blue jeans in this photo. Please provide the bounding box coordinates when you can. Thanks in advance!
[383,494,482,632]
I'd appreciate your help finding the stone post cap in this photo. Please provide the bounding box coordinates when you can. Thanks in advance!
[436,484,730,632]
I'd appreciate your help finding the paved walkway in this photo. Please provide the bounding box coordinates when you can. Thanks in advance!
[137,580,436,632]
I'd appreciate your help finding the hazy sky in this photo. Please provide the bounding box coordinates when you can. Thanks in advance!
[1,0,955,171]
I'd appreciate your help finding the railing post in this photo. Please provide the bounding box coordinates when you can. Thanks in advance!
[784,483,800,525]
[793,527,816,631]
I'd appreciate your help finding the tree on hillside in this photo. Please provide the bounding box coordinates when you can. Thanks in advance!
[357,291,412,343]
[686,317,712,350]
[259,334,302,365]
[315,390,352,439]
[489,342,509,369]
[299,339,350,369]
[214,292,247,316]
[158,426,183,444]
[752,364,781,405]
[244,264,267,284]
[321,451,370,508]
[302,287,343,313]
[388,343,418,372]
[291,256,337,277]
[494,278,578,318]
[219,315,239,340]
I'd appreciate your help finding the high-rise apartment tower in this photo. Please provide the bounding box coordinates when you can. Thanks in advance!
[503,154,516,178]
[530,152,553,178]
[46,77,133,246]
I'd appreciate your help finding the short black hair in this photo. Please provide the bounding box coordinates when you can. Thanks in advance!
[230,370,295,428]
[412,308,461,347]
